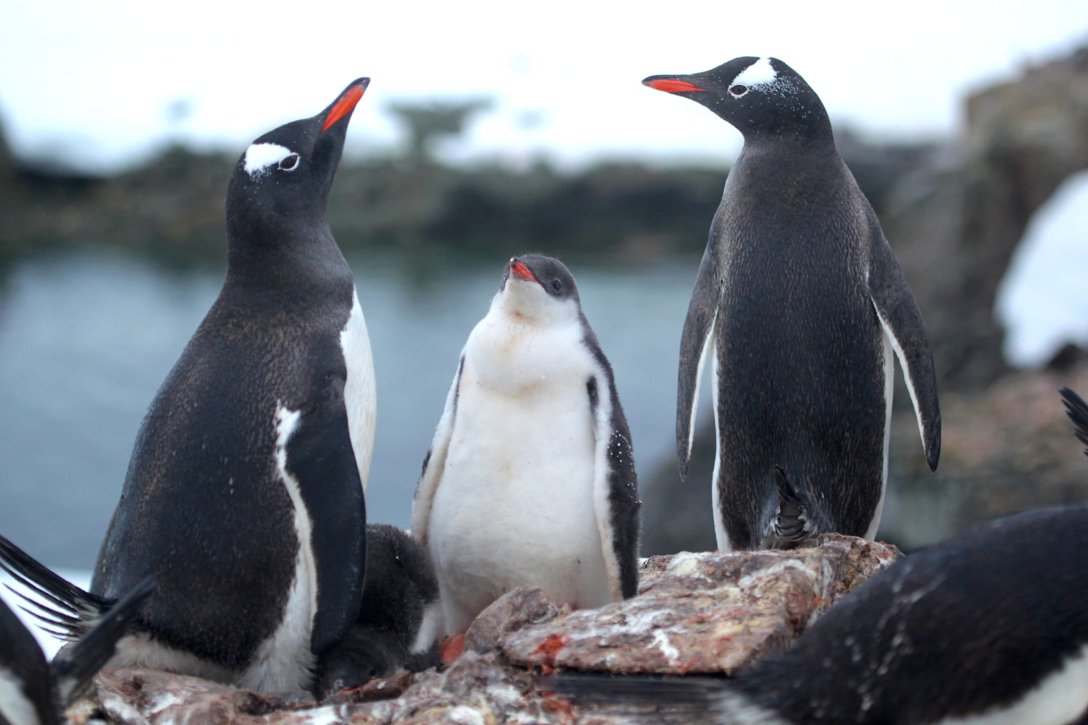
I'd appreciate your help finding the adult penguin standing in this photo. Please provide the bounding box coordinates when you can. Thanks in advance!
[2,79,376,694]
[644,57,941,551]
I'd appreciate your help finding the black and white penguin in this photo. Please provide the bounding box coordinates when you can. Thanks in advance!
[314,524,442,697]
[643,57,941,550]
[0,574,152,725]
[412,254,641,636]
[0,79,376,694]
[553,389,1088,724]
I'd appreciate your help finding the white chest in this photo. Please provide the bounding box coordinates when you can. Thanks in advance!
[426,313,611,624]
[339,289,376,492]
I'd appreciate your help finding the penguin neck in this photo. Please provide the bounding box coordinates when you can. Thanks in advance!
[738,126,840,166]
[225,220,351,293]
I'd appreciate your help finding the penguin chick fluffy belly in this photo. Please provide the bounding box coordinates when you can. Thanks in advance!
[414,255,640,635]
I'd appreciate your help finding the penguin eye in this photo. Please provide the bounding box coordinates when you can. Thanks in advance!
[728,84,749,98]
[550,279,563,294]
[278,153,301,171]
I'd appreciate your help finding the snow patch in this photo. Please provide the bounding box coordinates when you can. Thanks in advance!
[997,169,1088,366]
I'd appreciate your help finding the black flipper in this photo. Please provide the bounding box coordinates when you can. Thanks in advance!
[866,222,941,472]
[0,534,111,641]
[676,246,721,481]
[1061,387,1088,457]
[51,576,155,705]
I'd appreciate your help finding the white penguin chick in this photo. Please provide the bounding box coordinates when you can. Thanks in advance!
[412,254,641,637]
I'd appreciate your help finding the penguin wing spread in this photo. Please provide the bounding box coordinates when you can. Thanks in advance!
[867,230,941,471]
[589,369,641,600]
[411,354,465,547]
[676,252,720,480]
[288,394,368,656]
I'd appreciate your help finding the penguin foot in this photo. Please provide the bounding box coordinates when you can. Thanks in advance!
[440,632,466,664]
[768,467,811,548]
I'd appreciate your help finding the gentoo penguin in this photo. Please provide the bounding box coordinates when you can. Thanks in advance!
[0,573,152,725]
[314,524,442,696]
[1,79,376,694]
[643,57,941,550]
[412,254,641,636]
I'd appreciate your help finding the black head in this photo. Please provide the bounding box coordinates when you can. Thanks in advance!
[501,254,580,303]
[643,57,832,144]
[225,78,369,250]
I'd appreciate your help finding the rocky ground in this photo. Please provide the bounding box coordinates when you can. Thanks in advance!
[65,535,899,724]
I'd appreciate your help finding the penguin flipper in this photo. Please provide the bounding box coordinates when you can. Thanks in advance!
[762,467,812,549]
[0,534,111,640]
[411,354,465,547]
[51,576,154,706]
[285,397,367,656]
[866,229,941,471]
[676,251,721,480]
[588,369,641,601]
[1061,388,1088,458]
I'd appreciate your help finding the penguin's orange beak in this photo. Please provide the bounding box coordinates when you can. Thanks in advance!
[322,79,369,133]
[643,77,704,94]
[509,259,537,282]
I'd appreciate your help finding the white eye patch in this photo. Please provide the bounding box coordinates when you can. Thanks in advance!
[732,57,778,88]
[243,142,296,178]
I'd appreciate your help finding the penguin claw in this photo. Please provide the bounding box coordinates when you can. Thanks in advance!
[769,467,811,547]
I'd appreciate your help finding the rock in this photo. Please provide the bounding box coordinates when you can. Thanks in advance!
[891,45,1088,390]
[881,362,1088,549]
[502,534,899,675]
[63,537,898,723]
[464,587,569,655]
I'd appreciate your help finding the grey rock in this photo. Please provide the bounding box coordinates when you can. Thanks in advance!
[502,534,899,675]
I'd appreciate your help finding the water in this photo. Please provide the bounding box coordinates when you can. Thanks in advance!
[0,250,697,569]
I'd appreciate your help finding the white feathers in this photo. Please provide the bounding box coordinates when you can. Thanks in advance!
[235,404,317,693]
[411,601,445,655]
[243,142,294,179]
[872,301,930,458]
[732,57,778,88]
[340,289,377,493]
[865,334,896,540]
[414,275,619,634]
[0,666,39,725]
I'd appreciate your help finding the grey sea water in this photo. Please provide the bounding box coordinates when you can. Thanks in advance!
[0,250,696,570]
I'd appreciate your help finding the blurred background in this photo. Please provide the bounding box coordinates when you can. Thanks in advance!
[2,0,1088,573]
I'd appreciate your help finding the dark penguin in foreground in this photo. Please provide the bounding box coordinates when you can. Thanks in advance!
[314,524,442,697]
[413,255,641,635]
[0,80,377,694]
[553,389,1088,724]
[0,575,152,725]
[644,57,941,550]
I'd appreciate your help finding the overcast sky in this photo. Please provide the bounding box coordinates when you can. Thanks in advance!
[3,0,1087,172]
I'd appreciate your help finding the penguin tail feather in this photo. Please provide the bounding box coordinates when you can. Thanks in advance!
[51,576,155,706]
[766,467,812,548]
[541,672,735,724]
[1061,387,1088,458]
[0,533,112,641]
